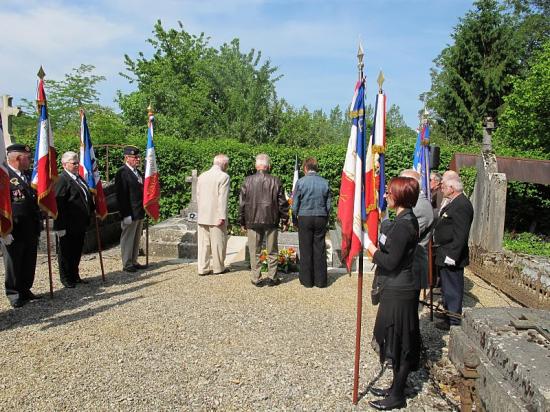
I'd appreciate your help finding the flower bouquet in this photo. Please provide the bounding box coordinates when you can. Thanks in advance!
[259,247,298,274]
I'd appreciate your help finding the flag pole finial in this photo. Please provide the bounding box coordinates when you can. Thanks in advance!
[377,70,385,93]
[37,66,46,79]
[357,43,365,79]
[36,66,46,110]
[147,103,154,116]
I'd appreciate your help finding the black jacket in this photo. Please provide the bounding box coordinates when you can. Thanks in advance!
[239,170,289,228]
[115,164,145,221]
[373,209,419,290]
[53,170,95,233]
[433,193,474,268]
[7,167,41,237]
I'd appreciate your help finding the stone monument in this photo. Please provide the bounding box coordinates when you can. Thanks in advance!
[1,95,22,146]
[141,170,198,259]
[469,118,507,252]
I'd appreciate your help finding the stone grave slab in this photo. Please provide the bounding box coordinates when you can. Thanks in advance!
[141,217,197,259]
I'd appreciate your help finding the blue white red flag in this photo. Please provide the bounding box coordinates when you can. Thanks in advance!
[31,74,58,218]
[143,113,160,220]
[412,123,431,199]
[337,78,367,271]
[79,110,108,220]
[0,117,12,236]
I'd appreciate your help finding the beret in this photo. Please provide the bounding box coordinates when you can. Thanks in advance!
[6,143,31,153]
[123,146,140,156]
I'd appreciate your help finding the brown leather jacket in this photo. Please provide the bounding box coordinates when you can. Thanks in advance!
[239,171,289,228]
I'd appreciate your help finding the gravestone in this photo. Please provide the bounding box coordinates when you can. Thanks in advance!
[1,95,21,146]
[449,308,550,411]
[142,170,199,258]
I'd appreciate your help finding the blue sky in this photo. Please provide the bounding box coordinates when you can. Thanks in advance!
[0,0,474,128]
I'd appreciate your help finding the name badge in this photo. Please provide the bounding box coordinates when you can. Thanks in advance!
[379,234,387,245]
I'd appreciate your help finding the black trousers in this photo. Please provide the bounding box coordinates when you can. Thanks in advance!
[2,234,38,303]
[439,266,464,325]
[57,231,86,284]
[297,216,328,288]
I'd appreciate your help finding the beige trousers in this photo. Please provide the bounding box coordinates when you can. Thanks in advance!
[197,223,227,274]
[248,227,278,282]
[120,219,143,269]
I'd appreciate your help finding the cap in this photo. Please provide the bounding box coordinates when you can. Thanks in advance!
[6,143,31,154]
[123,145,140,156]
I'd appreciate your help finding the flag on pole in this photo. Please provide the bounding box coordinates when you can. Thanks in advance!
[337,78,367,271]
[31,69,58,218]
[412,122,431,200]
[0,117,12,236]
[291,155,299,196]
[365,89,387,245]
[143,111,160,220]
[79,110,108,220]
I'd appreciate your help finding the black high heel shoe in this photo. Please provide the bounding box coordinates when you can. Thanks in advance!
[368,397,406,410]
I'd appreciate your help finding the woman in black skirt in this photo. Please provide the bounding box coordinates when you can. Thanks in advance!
[365,176,421,411]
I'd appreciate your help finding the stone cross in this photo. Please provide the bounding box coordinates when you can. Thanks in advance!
[186,169,198,204]
[180,169,199,226]
[1,95,22,147]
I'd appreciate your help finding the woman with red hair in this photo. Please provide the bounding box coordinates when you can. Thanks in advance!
[365,176,421,411]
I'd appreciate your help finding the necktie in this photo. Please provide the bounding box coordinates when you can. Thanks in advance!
[75,176,88,201]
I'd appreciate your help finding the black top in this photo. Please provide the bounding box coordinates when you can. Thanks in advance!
[53,170,95,233]
[373,209,419,290]
[433,193,474,268]
[115,164,145,220]
[7,167,41,237]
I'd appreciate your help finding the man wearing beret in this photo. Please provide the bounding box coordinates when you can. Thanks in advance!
[115,146,146,273]
[53,151,95,288]
[0,144,42,308]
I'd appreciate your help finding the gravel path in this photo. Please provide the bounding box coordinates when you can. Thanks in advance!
[0,249,518,411]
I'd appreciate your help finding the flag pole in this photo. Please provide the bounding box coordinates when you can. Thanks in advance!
[352,43,365,405]
[45,216,54,298]
[94,217,106,282]
[145,217,149,267]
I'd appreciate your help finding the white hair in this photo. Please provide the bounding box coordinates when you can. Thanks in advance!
[430,171,442,183]
[255,153,270,169]
[443,175,464,192]
[213,154,229,168]
[61,151,79,163]
[400,169,421,184]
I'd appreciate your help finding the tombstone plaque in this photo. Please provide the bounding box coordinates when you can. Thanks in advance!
[180,169,199,230]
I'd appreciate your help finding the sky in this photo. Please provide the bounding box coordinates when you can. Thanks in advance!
[0,0,475,128]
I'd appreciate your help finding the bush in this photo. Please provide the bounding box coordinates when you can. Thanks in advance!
[503,232,550,257]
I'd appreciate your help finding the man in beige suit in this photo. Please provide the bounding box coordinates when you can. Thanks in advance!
[196,154,230,275]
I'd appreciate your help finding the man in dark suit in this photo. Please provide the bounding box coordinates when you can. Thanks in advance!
[54,151,95,288]
[0,144,42,308]
[115,146,146,273]
[433,171,474,330]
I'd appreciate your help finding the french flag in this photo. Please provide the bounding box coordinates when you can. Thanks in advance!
[79,110,108,219]
[337,78,367,271]
[412,123,431,200]
[31,72,58,218]
[143,112,160,220]
[0,117,12,236]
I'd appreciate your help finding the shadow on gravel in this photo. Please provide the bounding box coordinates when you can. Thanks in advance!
[0,267,169,332]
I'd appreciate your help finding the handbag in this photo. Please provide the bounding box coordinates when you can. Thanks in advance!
[370,274,383,306]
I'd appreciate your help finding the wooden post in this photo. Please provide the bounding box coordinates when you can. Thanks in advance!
[45,217,54,298]
[94,217,106,282]
[145,217,149,267]
[352,253,364,404]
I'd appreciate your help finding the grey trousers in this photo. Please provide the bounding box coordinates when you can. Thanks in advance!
[197,223,227,274]
[120,219,143,270]
[247,227,278,282]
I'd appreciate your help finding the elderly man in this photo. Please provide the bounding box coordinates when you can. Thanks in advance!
[239,154,289,287]
[54,152,95,288]
[430,171,444,213]
[115,146,146,273]
[433,171,474,330]
[0,144,41,307]
[196,154,230,276]
[400,169,434,293]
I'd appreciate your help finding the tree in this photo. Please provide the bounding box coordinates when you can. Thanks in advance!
[494,40,550,155]
[118,21,281,143]
[427,0,521,143]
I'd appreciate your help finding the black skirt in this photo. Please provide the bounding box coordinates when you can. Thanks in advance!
[372,287,421,371]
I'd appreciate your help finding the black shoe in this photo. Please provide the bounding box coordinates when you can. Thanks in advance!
[370,387,391,397]
[368,398,406,410]
[133,263,148,270]
[23,291,42,301]
[75,278,89,284]
[213,268,230,275]
[10,298,27,308]
[124,266,137,273]
[435,321,450,331]
[265,278,281,287]
[434,311,448,320]
[61,281,76,288]
[251,280,265,287]
[198,270,213,276]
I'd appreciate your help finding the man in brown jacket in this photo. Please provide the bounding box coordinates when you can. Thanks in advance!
[239,154,289,287]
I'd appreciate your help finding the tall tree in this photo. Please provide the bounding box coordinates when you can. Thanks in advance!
[427,0,521,142]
